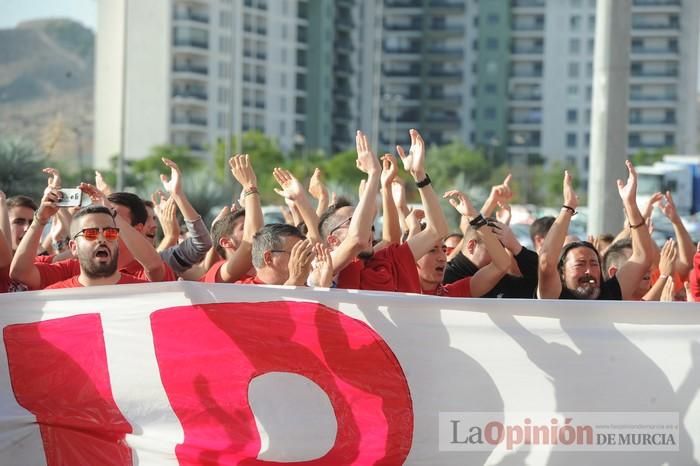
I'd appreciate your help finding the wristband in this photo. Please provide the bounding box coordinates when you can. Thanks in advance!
[33,210,48,227]
[659,274,670,280]
[562,205,577,216]
[415,173,431,188]
[629,219,645,229]
[468,214,488,230]
[243,187,259,197]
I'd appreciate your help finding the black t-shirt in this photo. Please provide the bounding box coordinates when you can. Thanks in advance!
[443,248,539,299]
[558,275,622,300]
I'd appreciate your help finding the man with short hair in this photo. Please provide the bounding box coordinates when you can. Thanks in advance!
[244,223,313,286]
[529,216,555,254]
[537,162,652,300]
[45,206,147,289]
[6,195,37,252]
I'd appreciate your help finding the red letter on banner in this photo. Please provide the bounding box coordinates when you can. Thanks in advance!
[151,301,413,465]
[4,314,133,466]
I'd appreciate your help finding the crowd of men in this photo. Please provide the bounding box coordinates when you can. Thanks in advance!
[1,129,698,302]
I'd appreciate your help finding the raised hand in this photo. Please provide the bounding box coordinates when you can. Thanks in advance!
[273,167,305,201]
[308,167,328,201]
[490,174,513,204]
[79,182,110,207]
[495,201,512,225]
[313,242,334,288]
[355,130,380,175]
[643,192,664,219]
[563,170,579,210]
[391,179,407,209]
[286,238,314,286]
[228,154,257,190]
[659,191,681,224]
[443,190,478,218]
[160,158,184,196]
[660,275,675,302]
[617,160,638,205]
[42,167,62,189]
[658,238,677,277]
[396,128,426,180]
[380,153,398,188]
[95,171,113,196]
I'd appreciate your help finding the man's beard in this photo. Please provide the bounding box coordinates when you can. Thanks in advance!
[567,273,601,300]
[79,251,119,278]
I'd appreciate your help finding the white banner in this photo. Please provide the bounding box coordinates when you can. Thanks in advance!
[0,282,698,465]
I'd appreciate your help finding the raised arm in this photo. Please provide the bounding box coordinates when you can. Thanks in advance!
[445,190,510,296]
[398,129,449,260]
[659,191,695,280]
[273,167,321,243]
[330,130,381,273]
[217,154,263,283]
[9,170,62,289]
[481,174,513,218]
[538,170,578,299]
[642,238,677,301]
[378,153,401,248]
[614,161,653,300]
[308,168,330,217]
[0,191,13,269]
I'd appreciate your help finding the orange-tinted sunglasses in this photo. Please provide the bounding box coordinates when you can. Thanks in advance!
[73,227,120,241]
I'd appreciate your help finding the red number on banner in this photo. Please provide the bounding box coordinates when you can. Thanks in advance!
[3,314,133,466]
[151,301,414,465]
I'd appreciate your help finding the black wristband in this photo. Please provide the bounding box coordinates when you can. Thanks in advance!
[629,219,645,229]
[415,173,431,188]
[468,214,488,230]
[562,205,577,216]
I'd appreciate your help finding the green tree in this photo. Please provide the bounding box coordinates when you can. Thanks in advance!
[630,148,668,167]
[425,141,491,192]
[0,140,47,199]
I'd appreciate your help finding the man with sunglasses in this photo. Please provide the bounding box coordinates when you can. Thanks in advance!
[44,206,146,289]
[537,162,652,300]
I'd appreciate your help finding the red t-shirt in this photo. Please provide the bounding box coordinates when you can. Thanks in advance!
[336,242,421,293]
[0,266,9,294]
[422,276,472,297]
[45,273,148,289]
[33,257,176,290]
[690,252,700,301]
[234,275,266,285]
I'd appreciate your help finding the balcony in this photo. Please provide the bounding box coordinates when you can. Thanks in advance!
[632,20,680,30]
[172,64,208,75]
[512,0,545,6]
[335,62,354,75]
[630,46,679,55]
[511,45,544,54]
[633,0,680,6]
[173,11,209,24]
[510,69,543,78]
[425,48,464,60]
[173,38,208,49]
[172,115,208,126]
[383,45,422,56]
[509,93,542,101]
[630,69,678,78]
[384,20,422,31]
[385,0,422,7]
[383,67,421,78]
[172,90,208,101]
[425,94,462,106]
[512,22,545,31]
[428,0,465,11]
[629,116,676,125]
[629,93,676,101]
[427,69,463,80]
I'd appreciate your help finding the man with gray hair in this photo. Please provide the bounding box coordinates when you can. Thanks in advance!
[238,223,313,286]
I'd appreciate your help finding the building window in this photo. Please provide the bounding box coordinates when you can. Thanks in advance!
[569,39,580,54]
[485,107,497,119]
[485,83,497,94]
[566,133,577,148]
[567,109,578,123]
[568,62,580,78]
[567,85,579,96]
[487,13,499,24]
[486,38,498,50]
[570,16,580,31]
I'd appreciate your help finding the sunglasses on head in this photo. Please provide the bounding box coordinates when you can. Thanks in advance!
[73,227,120,241]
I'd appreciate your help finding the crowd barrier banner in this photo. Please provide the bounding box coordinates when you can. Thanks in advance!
[0,281,698,466]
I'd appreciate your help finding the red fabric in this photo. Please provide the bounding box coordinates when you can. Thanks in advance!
[0,266,9,293]
[4,314,134,465]
[423,276,472,297]
[34,254,55,263]
[690,252,700,301]
[36,258,81,290]
[198,260,227,283]
[336,242,421,293]
[121,259,177,282]
[45,273,147,289]
[234,274,265,285]
[151,301,413,464]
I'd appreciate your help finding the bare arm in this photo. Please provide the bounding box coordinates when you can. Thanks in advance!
[480,174,513,218]
[330,131,381,273]
[537,171,578,299]
[219,154,263,283]
[659,191,695,280]
[379,153,401,247]
[642,239,676,301]
[274,167,321,244]
[615,161,653,300]
[399,129,449,260]
[308,168,330,217]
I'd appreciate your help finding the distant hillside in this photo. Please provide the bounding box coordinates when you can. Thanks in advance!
[0,18,94,165]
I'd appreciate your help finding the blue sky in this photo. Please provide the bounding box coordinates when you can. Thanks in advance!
[0,0,97,30]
